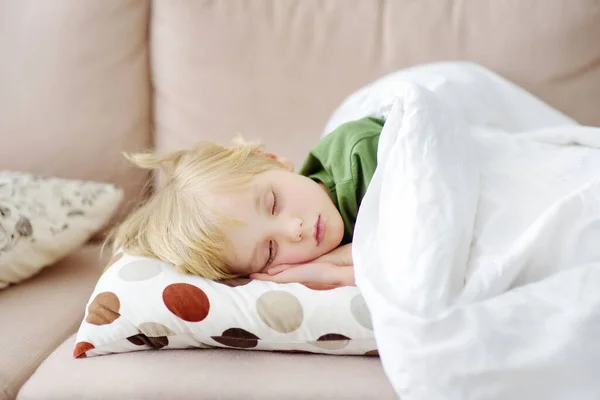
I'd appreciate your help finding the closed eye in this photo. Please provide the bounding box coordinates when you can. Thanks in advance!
[271,190,279,215]
[265,240,277,267]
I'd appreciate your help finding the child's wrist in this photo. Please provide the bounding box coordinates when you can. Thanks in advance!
[326,265,355,286]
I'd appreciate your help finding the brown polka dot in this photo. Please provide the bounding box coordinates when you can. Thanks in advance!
[212,328,260,349]
[309,333,351,350]
[162,283,210,322]
[127,335,146,346]
[86,292,120,325]
[351,294,373,330]
[302,283,342,291]
[215,278,252,287]
[277,350,315,354]
[256,291,304,333]
[365,349,379,357]
[318,333,350,341]
[127,334,169,349]
[73,341,95,358]
[138,322,175,337]
[105,252,123,270]
[119,260,163,282]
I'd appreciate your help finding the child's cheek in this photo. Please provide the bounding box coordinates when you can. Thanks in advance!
[279,246,317,265]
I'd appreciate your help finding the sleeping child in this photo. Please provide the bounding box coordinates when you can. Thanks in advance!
[108,117,384,287]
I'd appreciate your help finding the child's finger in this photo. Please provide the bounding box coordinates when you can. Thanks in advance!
[267,264,292,275]
[311,253,336,264]
[252,271,299,284]
[250,273,290,283]
[249,273,270,280]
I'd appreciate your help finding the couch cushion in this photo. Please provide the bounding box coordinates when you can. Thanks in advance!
[0,245,108,400]
[151,0,600,166]
[0,0,153,229]
[18,334,395,400]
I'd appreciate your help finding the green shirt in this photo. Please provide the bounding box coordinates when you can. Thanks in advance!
[298,117,383,244]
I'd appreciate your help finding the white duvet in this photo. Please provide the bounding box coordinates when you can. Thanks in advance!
[325,63,600,399]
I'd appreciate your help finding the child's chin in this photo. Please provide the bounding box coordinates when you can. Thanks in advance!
[330,228,345,247]
[322,240,339,255]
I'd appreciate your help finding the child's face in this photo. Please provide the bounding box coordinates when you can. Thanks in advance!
[215,168,345,276]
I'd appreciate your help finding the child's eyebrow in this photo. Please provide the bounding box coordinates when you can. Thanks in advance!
[254,185,269,215]
[249,185,271,271]
[254,192,262,214]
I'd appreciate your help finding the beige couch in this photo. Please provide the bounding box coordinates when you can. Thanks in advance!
[2,1,600,399]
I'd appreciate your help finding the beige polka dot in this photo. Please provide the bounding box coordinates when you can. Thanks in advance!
[138,322,175,337]
[256,291,304,333]
[365,349,379,357]
[351,294,373,330]
[86,292,120,325]
[118,260,163,282]
[309,333,351,350]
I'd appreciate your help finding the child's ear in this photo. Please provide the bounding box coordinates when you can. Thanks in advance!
[254,149,294,172]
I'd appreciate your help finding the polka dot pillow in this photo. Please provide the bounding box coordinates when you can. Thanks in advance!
[74,251,378,358]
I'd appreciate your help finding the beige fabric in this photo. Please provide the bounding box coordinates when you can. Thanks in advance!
[0,245,108,400]
[0,0,153,229]
[19,334,395,400]
[152,0,600,166]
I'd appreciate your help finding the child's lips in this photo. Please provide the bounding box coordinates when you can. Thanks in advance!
[314,214,325,246]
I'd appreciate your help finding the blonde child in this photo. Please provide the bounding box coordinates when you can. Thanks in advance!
[110,117,384,286]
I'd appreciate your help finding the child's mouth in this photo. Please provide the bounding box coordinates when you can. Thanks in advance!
[314,214,325,246]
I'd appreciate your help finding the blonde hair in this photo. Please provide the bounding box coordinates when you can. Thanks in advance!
[107,138,285,279]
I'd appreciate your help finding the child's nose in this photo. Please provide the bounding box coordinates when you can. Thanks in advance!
[288,217,303,242]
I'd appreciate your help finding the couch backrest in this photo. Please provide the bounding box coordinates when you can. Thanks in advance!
[151,0,600,166]
[2,1,599,206]
[0,0,153,226]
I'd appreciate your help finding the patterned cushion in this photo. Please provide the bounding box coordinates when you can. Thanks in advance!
[74,251,377,357]
[0,171,123,288]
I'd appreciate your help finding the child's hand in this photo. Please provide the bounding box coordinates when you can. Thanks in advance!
[250,262,355,286]
[311,243,353,266]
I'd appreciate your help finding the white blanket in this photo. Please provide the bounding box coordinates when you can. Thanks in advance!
[325,63,600,399]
